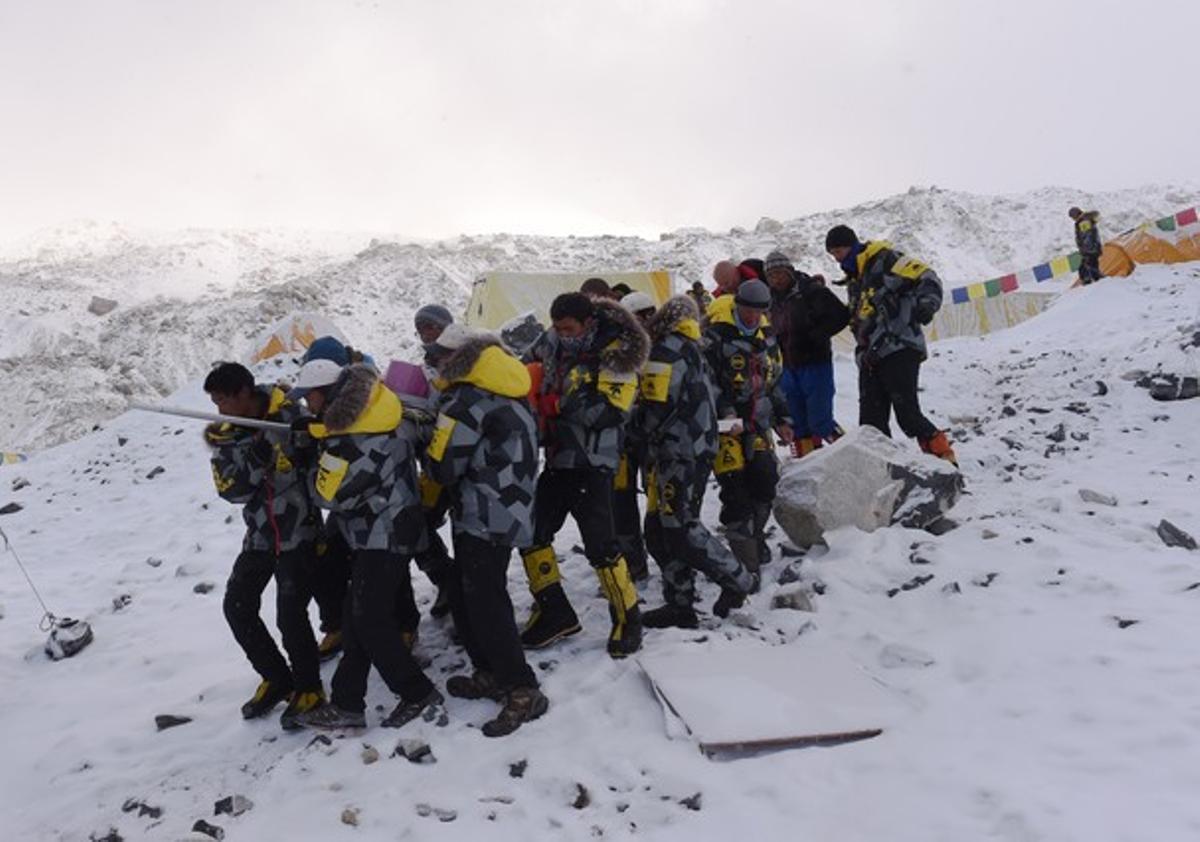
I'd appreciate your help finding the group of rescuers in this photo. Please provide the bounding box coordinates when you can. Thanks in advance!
[201,223,962,739]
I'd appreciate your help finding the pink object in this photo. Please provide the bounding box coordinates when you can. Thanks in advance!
[384,360,431,399]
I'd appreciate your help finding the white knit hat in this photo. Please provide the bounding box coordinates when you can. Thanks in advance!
[620,291,655,314]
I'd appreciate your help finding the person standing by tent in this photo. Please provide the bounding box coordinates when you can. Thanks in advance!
[415,304,456,371]
[202,362,325,729]
[638,295,757,628]
[291,361,444,731]
[1069,207,1104,285]
[763,251,850,457]
[704,280,793,579]
[521,292,650,657]
[823,225,957,465]
[688,281,713,314]
[423,325,549,736]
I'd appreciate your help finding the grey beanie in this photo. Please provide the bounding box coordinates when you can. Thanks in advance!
[414,304,454,329]
[734,279,771,309]
[763,251,793,273]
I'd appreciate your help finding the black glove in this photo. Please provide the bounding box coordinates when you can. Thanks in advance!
[914,297,938,325]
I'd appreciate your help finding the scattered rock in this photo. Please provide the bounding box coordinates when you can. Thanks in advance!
[774,427,963,548]
[145,556,163,568]
[770,588,815,612]
[1001,405,1017,417]
[941,582,961,595]
[392,739,435,764]
[572,783,591,809]
[0,502,23,515]
[117,437,129,447]
[924,517,959,536]
[341,808,359,827]
[191,819,225,840]
[145,466,165,480]
[679,792,703,811]
[88,829,123,842]
[509,760,527,778]
[307,733,333,748]
[193,582,216,595]
[1093,380,1108,396]
[776,561,804,585]
[415,804,457,822]
[1157,520,1198,551]
[112,594,132,612]
[1045,424,1066,443]
[973,573,1000,588]
[87,296,119,316]
[981,529,999,539]
[11,476,30,491]
[154,714,192,731]
[1113,617,1139,629]
[1079,489,1117,507]
[886,574,934,597]
[213,795,253,817]
[361,746,380,765]
[121,798,163,819]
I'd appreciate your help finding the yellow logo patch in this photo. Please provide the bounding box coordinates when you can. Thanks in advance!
[714,433,745,475]
[315,452,349,502]
[427,413,457,462]
[640,361,672,403]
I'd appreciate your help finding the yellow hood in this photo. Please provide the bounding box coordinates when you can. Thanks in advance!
[453,344,531,399]
[326,380,403,436]
[707,292,767,336]
[855,240,893,278]
[674,317,702,341]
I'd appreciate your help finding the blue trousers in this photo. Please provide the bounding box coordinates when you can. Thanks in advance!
[780,361,837,439]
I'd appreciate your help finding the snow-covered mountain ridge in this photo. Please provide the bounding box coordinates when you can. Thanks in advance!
[3,183,1198,453]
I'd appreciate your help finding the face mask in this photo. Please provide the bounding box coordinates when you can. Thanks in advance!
[734,310,760,335]
[558,334,585,353]
[840,242,865,277]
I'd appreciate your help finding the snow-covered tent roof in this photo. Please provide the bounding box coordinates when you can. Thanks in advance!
[247,312,347,364]
[463,270,673,330]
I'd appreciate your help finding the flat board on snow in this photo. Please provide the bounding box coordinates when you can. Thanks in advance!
[638,638,898,756]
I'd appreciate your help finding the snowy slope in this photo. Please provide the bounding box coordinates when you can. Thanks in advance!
[1,262,1198,841]
[4,183,1199,454]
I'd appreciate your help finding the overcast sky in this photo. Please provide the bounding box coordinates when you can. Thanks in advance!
[1,0,1197,241]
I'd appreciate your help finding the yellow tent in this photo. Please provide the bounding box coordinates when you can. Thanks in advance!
[463,270,673,330]
[1100,208,1200,277]
[248,312,347,364]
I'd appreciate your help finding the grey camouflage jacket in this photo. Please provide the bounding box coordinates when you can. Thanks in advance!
[635,296,718,465]
[426,337,539,547]
[206,385,319,555]
[530,300,650,472]
[702,296,791,435]
[311,365,426,555]
[847,241,943,364]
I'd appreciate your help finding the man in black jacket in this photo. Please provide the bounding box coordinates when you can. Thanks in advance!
[1069,207,1103,285]
[764,251,851,457]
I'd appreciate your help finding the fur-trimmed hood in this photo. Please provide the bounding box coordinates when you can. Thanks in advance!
[439,335,531,399]
[591,298,650,374]
[645,295,701,343]
[323,363,402,434]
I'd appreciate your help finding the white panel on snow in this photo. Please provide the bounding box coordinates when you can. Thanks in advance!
[639,638,900,756]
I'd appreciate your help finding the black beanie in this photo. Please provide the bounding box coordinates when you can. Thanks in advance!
[824,225,859,252]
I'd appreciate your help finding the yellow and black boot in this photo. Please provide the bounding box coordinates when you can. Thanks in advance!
[520,546,581,649]
[596,556,643,658]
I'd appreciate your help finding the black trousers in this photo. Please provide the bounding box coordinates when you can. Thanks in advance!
[447,532,538,690]
[612,468,648,573]
[317,526,425,635]
[330,550,435,712]
[223,546,321,692]
[716,446,779,527]
[858,349,938,441]
[313,529,351,633]
[530,467,620,567]
[1079,253,1102,285]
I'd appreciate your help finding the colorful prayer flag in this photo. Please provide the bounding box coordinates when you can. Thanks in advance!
[951,286,969,304]
[1049,256,1072,276]
[1177,207,1199,227]
[999,274,1019,293]
[1033,264,1053,282]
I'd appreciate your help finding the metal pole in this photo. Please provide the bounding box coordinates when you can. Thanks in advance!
[129,401,292,432]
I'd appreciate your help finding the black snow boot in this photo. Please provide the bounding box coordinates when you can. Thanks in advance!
[712,588,746,619]
[641,603,700,630]
[382,688,445,729]
[482,686,549,738]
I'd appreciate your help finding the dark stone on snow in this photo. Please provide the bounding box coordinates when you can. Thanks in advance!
[306,734,332,748]
[886,574,934,598]
[572,783,591,809]
[393,739,435,763]
[924,517,959,536]
[973,573,999,588]
[941,582,961,595]
[679,792,703,811]
[1184,583,1200,592]
[1114,617,1139,629]
[1028,406,1052,414]
[1093,380,1108,396]
[1046,424,1066,443]
[145,466,165,480]
[0,502,23,515]
[1150,375,1199,402]
[11,477,29,491]
[1063,401,1090,415]
[117,437,128,447]
[213,795,253,817]
[154,714,192,731]
[88,829,123,842]
[1001,405,1017,417]
[776,562,804,585]
[193,582,216,595]
[192,820,225,840]
[509,759,527,778]
[1157,520,1198,550]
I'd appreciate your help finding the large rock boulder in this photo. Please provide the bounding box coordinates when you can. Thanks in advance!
[773,426,963,548]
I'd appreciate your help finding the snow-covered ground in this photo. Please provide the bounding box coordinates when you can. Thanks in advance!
[3,184,1198,454]
[1,252,1198,839]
